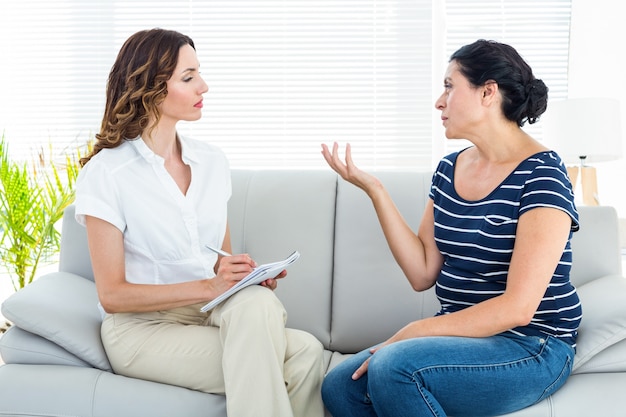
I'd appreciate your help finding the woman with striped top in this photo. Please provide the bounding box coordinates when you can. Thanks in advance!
[320,39,581,417]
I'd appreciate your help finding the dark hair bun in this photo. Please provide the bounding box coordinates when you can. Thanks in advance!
[523,78,548,125]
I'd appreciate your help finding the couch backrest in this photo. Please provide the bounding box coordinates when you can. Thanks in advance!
[58,170,623,354]
[229,170,338,347]
[325,175,623,352]
[570,205,622,286]
[329,171,438,352]
[59,204,94,282]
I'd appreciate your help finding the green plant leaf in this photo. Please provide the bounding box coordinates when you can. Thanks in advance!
[0,134,83,290]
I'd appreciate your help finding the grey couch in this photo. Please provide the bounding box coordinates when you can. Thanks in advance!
[1,170,625,417]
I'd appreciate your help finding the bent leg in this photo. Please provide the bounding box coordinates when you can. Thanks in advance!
[101,303,227,393]
[102,285,315,417]
[284,328,325,417]
[367,335,574,417]
[209,285,294,417]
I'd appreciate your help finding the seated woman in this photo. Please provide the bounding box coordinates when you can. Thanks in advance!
[75,28,324,417]
[320,39,582,417]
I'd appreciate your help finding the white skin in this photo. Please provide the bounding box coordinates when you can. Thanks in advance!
[321,60,571,380]
[86,43,285,313]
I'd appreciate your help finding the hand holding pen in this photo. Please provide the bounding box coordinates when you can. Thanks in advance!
[206,245,285,290]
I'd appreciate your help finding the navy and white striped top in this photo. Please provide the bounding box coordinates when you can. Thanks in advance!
[430,149,582,349]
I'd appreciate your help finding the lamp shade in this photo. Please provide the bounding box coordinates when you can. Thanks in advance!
[542,97,623,164]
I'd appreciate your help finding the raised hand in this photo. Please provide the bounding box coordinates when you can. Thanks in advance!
[320,142,381,195]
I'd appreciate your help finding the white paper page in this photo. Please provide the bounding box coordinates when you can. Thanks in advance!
[200,251,300,312]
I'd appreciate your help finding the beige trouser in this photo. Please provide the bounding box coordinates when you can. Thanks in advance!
[101,285,325,417]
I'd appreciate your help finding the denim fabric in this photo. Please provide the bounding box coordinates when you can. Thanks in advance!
[322,334,574,417]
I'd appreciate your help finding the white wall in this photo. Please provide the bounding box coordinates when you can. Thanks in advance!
[568,0,626,217]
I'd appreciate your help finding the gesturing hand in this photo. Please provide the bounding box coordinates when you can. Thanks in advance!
[320,142,380,194]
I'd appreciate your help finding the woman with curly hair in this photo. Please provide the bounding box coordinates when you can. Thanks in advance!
[76,28,324,417]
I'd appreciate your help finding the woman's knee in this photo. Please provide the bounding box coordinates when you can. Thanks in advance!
[287,329,324,369]
[221,285,286,319]
[322,350,370,395]
[298,330,324,357]
[322,354,373,415]
[321,370,339,404]
[321,364,350,406]
[368,343,406,377]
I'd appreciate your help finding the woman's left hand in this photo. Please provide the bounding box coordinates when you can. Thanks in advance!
[261,269,287,290]
[351,321,420,380]
[351,341,390,380]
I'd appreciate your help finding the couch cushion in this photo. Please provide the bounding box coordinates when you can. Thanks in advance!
[499,372,626,417]
[230,170,337,347]
[0,325,91,367]
[572,275,626,372]
[1,272,111,371]
[574,338,626,374]
[330,172,439,353]
[0,364,224,417]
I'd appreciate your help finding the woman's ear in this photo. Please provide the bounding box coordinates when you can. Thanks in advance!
[481,80,499,103]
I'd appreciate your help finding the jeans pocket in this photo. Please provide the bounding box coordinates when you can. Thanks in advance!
[536,337,574,402]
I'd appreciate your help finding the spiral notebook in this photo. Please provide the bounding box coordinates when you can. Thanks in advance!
[200,250,300,312]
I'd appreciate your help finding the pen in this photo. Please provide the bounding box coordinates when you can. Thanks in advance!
[205,245,232,257]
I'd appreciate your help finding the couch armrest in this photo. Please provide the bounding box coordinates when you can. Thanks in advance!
[573,275,626,372]
[1,272,111,371]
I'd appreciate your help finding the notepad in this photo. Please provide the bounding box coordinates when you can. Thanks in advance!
[200,250,300,312]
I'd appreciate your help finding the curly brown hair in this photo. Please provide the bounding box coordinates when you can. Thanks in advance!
[81,28,195,166]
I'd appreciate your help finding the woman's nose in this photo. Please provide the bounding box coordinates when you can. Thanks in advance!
[199,76,209,94]
[434,94,445,110]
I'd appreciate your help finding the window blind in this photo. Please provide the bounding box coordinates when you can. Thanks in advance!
[0,1,571,170]
[0,0,434,171]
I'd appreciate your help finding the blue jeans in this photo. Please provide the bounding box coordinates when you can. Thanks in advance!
[322,334,574,417]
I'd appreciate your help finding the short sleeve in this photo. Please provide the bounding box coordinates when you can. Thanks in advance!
[429,153,456,201]
[74,158,126,232]
[519,152,579,232]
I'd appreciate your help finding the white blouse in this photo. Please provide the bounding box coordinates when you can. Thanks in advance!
[75,136,231,285]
